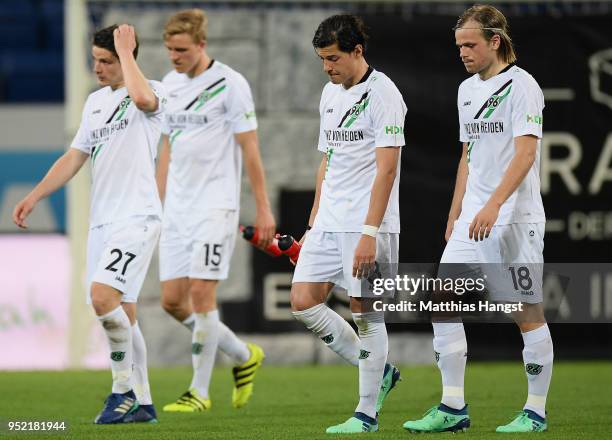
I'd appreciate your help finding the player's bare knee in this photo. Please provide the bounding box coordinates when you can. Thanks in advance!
[90,283,121,315]
[513,302,546,332]
[160,294,184,315]
[290,283,323,312]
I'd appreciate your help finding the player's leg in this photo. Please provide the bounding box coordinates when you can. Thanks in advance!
[192,210,262,408]
[187,279,219,408]
[90,215,160,424]
[160,277,192,323]
[91,282,134,396]
[86,223,137,424]
[292,282,361,364]
[162,278,252,363]
[119,303,157,423]
[90,282,141,424]
[403,223,472,433]
[326,233,399,434]
[291,231,360,366]
[159,217,193,326]
[162,280,217,413]
[496,224,551,433]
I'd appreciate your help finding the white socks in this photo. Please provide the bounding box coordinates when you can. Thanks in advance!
[292,303,360,366]
[98,306,133,394]
[181,314,196,331]
[181,313,250,365]
[218,322,250,364]
[353,312,388,419]
[522,324,554,418]
[190,310,220,398]
[432,321,467,410]
[132,321,152,405]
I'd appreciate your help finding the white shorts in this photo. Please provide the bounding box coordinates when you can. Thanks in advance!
[440,220,545,303]
[292,230,399,298]
[159,209,238,281]
[86,215,161,304]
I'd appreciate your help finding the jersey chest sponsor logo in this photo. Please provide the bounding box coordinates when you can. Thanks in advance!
[324,129,365,143]
[90,118,130,143]
[463,120,504,136]
[166,113,209,129]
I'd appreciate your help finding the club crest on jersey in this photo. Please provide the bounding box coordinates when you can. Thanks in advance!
[338,91,370,128]
[196,91,212,106]
[486,95,502,110]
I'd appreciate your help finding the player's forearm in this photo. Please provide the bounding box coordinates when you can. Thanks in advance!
[156,136,170,202]
[364,166,396,228]
[116,50,157,112]
[448,153,469,221]
[486,139,537,209]
[29,150,87,203]
[241,136,272,212]
[308,155,326,227]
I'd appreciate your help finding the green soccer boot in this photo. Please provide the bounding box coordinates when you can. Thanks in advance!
[376,363,401,413]
[496,409,547,433]
[402,403,470,433]
[326,413,379,434]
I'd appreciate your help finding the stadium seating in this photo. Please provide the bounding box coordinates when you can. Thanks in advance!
[0,0,64,102]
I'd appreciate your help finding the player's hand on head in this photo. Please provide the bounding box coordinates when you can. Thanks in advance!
[113,24,136,56]
[353,235,376,279]
[13,197,35,229]
[255,207,276,249]
[469,203,500,242]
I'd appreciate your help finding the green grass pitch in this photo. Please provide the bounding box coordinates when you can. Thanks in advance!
[0,362,610,439]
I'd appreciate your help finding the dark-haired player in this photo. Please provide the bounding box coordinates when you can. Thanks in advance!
[13,24,165,424]
[290,14,406,434]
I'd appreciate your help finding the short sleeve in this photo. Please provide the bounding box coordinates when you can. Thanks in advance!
[317,87,329,153]
[147,81,168,118]
[370,86,406,148]
[225,73,258,134]
[70,99,92,154]
[511,77,544,138]
[458,86,469,143]
[161,116,171,136]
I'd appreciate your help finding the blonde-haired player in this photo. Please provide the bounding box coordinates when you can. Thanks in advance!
[157,9,276,412]
[403,5,552,433]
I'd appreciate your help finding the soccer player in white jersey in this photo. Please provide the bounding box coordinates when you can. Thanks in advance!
[13,25,164,424]
[156,9,276,412]
[290,15,406,434]
[403,5,552,434]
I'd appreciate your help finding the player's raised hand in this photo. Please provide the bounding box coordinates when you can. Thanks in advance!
[255,207,276,249]
[469,202,500,241]
[353,235,376,279]
[113,24,137,56]
[13,197,36,229]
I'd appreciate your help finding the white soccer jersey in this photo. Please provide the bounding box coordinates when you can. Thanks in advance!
[71,81,166,227]
[457,64,546,225]
[313,68,406,233]
[161,60,258,215]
